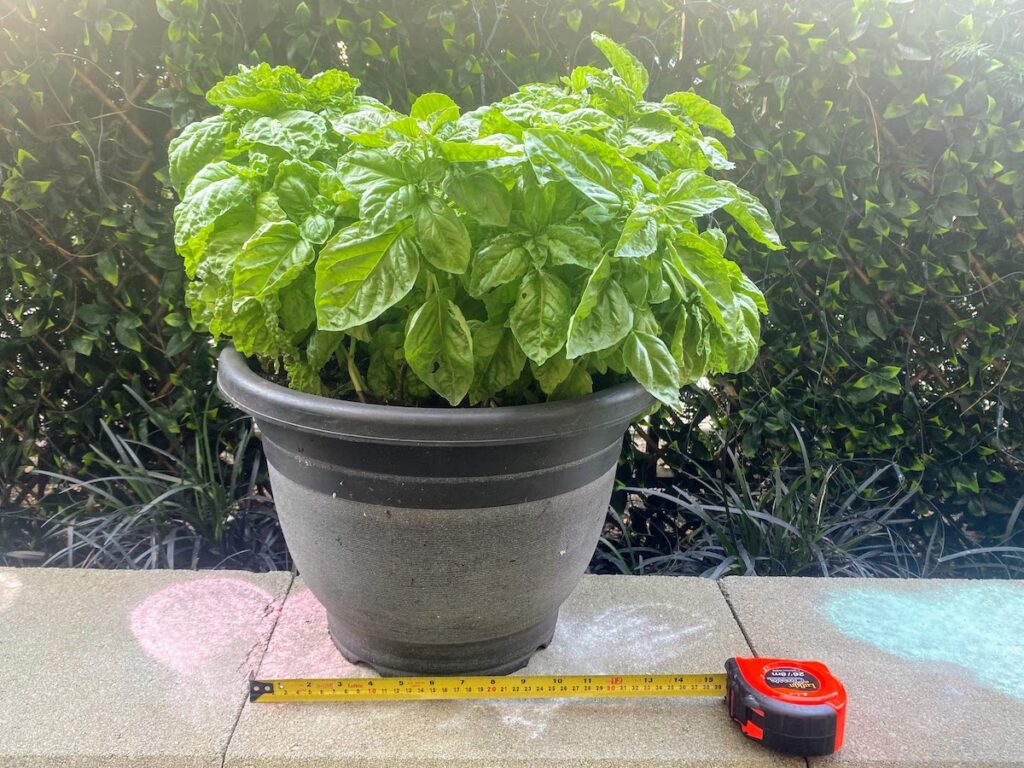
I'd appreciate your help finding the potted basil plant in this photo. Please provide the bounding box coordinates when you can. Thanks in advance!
[170,33,782,675]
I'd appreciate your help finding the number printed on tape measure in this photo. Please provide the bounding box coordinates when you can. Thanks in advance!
[250,673,728,703]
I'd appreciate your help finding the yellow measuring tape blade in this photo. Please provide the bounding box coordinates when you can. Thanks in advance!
[251,673,728,703]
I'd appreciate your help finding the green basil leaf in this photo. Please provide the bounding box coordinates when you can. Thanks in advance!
[615,208,658,258]
[385,115,426,138]
[667,234,766,371]
[168,115,235,195]
[302,69,359,110]
[591,32,649,98]
[530,351,573,394]
[173,162,257,249]
[307,329,344,370]
[315,224,419,331]
[648,266,671,304]
[365,324,403,401]
[410,92,460,129]
[666,237,733,328]
[337,148,410,193]
[566,257,633,358]
[360,179,419,233]
[621,111,679,155]
[205,63,305,113]
[273,159,319,220]
[467,234,531,297]
[300,213,334,245]
[572,67,636,117]
[707,290,762,373]
[180,208,256,280]
[520,167,554,227]
[411,92,459,120]
[568,65,604,93]
[414,197,471,274]
[524,129,623,208]
[550,365,593,401]
[670,305,711,385]
[543,225,602,268]
[618,258,649,304]
[479,106,525,139]
[329,105,396,147]
[221,294,292,359]
[551,107,617,133]
[632,305,660,336]
[663,91,736,137]
[278,269,316,334]
[509,269,572,365]
[623,331,681,408]
[233,221,314,305]
[469,322,526,404]
[318,168,352,203]
[719,181,784,249]
[524,238,548,269]
[255,191,288,225]
[285,358,323,395]
[445,171,512,226]
[439,140,516,162]
[658,169,734,218]
[734,269,769,315]
[404,293,474,405]
[240,110,326,159]
[697,136,734,171]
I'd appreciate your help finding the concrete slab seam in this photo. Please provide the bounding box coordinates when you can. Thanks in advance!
[717,579,759,656]
[220,570,297,768]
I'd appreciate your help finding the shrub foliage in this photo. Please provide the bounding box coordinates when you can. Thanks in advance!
[677,0,1024,538]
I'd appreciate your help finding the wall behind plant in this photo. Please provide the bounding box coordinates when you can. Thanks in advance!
[2,0,1021,545]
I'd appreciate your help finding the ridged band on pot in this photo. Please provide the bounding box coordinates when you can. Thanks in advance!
[217,346,654,676]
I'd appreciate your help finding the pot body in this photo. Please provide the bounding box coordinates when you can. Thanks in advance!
[217,347,653,676]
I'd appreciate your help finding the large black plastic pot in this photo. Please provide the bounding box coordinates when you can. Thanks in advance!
[217,346,653,676]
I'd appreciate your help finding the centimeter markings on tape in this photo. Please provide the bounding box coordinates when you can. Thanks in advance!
[250,673,728,703]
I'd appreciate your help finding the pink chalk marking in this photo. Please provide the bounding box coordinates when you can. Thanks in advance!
[0,571,22,616]
[258,587,367,679]
[130,577,278,676]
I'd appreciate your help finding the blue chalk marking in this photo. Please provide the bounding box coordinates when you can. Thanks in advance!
[824,584,1024,700]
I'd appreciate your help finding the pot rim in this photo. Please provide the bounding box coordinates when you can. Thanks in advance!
[217,345,655,446]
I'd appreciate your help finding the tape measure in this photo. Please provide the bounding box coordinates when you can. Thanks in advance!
[250,656,846,757]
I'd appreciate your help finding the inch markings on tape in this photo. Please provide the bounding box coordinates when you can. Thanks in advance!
[249,657,848,757]
[250,672,725,702]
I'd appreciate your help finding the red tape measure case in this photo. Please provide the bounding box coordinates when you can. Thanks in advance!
[726,657,847,757]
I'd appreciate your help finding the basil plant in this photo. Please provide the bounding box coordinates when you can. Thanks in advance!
[170,34,782,408]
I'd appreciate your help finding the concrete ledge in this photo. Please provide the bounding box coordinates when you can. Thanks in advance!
[0,569,292,768]
[1,568,1021,767]
[226,574,791,768]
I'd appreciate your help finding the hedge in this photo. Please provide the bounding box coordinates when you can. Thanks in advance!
[680,0,1024,538]
[1,0,1021,543]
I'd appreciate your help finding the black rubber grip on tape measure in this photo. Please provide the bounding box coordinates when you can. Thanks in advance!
[725,658,839,757]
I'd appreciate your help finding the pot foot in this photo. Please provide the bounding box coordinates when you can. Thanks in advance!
[536,626,556,650]
[327,611,559,677]
[328,627,367,668]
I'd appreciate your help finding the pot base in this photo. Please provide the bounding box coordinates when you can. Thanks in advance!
[328,611,558,677]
